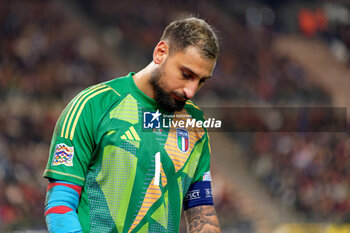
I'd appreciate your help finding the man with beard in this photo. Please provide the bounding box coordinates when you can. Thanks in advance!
[43,17,221,233]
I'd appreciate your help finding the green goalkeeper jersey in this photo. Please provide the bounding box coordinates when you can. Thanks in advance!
[43,73,211,233]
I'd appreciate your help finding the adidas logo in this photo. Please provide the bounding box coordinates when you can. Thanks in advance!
[121,126,141,141]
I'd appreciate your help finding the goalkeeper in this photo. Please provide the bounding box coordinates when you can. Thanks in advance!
[43,17,221,233]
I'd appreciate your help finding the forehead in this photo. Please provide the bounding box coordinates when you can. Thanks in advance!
[169,46,216,77]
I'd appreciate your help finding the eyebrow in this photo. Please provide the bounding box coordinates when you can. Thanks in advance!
[182,66,212,80]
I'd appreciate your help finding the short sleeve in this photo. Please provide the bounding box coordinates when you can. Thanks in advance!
[43,90,97,186]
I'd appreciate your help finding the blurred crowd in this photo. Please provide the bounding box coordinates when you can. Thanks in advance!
[0,0,118,230]
[297,3,350,64]
[0,0,349,231]
[249,132,350,222]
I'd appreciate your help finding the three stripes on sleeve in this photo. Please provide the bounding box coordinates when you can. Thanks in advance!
[60,84,120,140]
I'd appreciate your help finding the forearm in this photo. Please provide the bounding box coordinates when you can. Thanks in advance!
[184,205,221,233]
[45,180,83,233]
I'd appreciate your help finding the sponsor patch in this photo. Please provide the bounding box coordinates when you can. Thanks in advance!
[183,181,214,209]
[184,189,201,201]
[203,171,212,181]
[52,143,74,166]
[205,188,213,198]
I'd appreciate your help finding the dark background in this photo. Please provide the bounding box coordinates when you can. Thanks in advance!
[0,0,349,232]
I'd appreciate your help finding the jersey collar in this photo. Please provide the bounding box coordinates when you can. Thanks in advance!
[127,72,158,110]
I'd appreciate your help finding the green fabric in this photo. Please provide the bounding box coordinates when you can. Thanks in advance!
[43,73,212,232]
[151,190,169,229]
[110,94,139,124]
[97,145,137,232]
[138,222,148,233]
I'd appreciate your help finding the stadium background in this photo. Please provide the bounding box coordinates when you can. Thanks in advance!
[0,0,349,232]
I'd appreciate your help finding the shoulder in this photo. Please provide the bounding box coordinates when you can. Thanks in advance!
[72,82,121,112]
[76,74,134,109]
[59,76,130,135]
[57,82,120,140]
[184,100,205,121]
[103,74,132,94]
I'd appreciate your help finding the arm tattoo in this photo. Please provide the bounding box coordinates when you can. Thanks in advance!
[184,205,221,233]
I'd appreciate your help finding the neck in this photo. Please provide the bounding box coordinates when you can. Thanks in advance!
[133,62,157,99]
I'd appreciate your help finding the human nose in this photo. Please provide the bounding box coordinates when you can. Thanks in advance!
[183,80,199,99]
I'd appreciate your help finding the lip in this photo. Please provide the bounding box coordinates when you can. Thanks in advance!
[171,93,186,102]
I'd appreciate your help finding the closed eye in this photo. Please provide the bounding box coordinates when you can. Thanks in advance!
[182,71,191,79]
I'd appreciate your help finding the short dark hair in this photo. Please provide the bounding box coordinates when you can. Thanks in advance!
[160,17,219,60]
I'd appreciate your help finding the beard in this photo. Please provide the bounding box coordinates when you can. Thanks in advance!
[150,66,187,113]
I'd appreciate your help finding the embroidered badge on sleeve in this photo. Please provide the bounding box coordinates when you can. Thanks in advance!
[52,143,74,166]
[203,171,212,181]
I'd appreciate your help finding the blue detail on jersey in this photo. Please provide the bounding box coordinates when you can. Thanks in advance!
[45,180,82,233]
[46,212,83,233]
[183,181,214,210]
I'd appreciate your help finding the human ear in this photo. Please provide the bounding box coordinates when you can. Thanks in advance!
[153,41,169,64]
